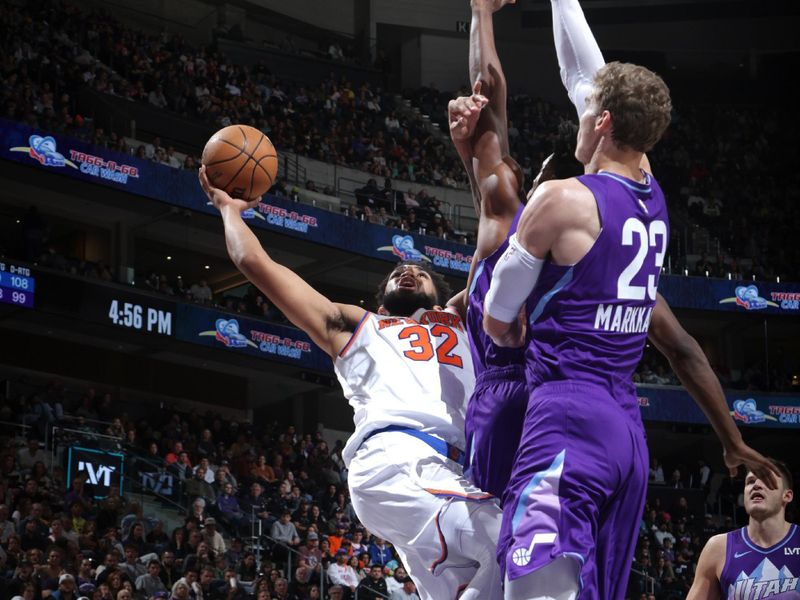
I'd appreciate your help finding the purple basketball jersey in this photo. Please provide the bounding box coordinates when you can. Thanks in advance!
[466,204,526,374]
[720,525,800,599]
[525,171,669,417]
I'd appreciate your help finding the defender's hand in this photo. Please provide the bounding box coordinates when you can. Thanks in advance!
[199,166,261,213]
[448,82,489,142]
[483,308,526,348]
[723,441,779,489]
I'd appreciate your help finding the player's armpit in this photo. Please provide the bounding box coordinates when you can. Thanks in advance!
[686,534,725,600]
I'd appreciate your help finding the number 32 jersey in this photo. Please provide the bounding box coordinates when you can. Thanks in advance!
[525,171,668,418]
[335,308,475,467]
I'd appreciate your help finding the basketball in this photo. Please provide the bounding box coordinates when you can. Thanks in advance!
[201,125,278,201]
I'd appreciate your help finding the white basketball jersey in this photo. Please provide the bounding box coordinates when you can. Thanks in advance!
[336,308,476,467]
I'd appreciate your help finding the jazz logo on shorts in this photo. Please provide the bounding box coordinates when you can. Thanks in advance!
[512,532,557,567]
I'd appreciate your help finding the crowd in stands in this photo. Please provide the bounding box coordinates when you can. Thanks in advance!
[5,377,796,600]
[3,0,800,277]
[634,344,799,394]
[3,376,789,600]
[0,0,467,191]
[0,380,425,600]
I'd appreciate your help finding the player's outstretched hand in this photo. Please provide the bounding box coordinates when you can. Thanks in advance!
[723,441,779,489]
[199,166,261,214]
[448,81,489,142]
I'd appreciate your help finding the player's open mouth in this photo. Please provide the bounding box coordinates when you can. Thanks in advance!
[398,277,417,290]
[750,492,765,502]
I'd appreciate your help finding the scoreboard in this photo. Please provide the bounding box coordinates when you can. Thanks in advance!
[0,262,35,308]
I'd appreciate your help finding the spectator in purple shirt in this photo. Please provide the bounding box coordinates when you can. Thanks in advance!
[215,483,248,534]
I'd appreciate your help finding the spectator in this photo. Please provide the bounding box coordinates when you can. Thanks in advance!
[216,483,248,533]
[386,566,408,596]
[240,482,272,529]
[299,532,323,570]
[189,281,213,304]
[357,564,389,600]
[121,545,146,581]
[201,518,226,556]
[51,573,78,600]
[185,468,216,506]
[327,549,359,597]
[135,559,167,597]
[16,438,49,474]
[389,577,420,600]
[649,458,666,485]
[367,537,393,566]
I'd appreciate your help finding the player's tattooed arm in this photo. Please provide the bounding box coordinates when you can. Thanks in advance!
[200,167,364,358]
[648,294,778,489]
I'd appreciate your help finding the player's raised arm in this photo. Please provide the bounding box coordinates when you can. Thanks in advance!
[648,294,778,489]
[199,167,364,358]
[551,0,605,118]
[686,533,725,600]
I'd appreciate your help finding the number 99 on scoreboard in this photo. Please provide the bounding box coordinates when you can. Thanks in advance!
[0,263,35,308]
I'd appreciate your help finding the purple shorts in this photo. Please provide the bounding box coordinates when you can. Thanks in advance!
[498,381,648,600]
[464,364,527,500]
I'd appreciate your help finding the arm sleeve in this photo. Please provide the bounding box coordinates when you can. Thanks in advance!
[484,234,545,323]
[551,0,606,117]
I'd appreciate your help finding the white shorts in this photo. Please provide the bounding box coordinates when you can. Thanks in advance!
[347,430,503,600]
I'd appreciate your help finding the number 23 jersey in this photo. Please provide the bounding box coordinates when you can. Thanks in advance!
[525,171,669,416]
[335,308,475,467]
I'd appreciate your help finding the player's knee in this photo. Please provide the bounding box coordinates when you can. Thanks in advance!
[504,555,581,600]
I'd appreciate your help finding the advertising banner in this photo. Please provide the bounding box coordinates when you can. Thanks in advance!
[4,120,800,311]
[66,446,125,499]
[175,304,332,372]
[636,386,800,429]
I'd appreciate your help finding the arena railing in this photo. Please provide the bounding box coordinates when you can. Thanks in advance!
[0,421,32,442]
[354,583,392,600]
[629,566,656,596]
[254,524,326,594]
[48,425,124,475]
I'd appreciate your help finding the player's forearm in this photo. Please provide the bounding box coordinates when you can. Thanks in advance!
[453,138,482,216]
[220,204,269,269]
[470,3,504,98]
[667,338,743,450]
[551,0,605,116]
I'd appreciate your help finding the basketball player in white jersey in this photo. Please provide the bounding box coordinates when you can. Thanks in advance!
[199,168,503,600]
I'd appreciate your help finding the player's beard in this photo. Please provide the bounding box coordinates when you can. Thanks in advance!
[381,289,437,317]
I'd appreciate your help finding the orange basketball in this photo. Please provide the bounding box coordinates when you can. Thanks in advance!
[201,125,278,201]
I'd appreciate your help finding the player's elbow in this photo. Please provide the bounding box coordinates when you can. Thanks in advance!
[235,251,267,277]
[667,332,702,368]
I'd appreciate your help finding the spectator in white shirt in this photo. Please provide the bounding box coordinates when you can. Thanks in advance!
[327,549,360,595]
[201,518,226,555]
[190,280,213,304]
[389,577,420,600]
[385,566,408,596]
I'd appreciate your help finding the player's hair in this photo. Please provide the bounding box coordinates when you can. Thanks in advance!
[589,61,672,153]
[375,260,451,308]
[767,458,793,491]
